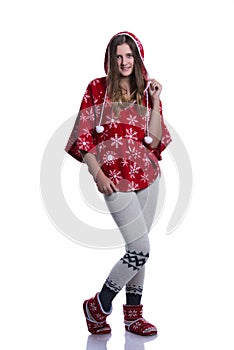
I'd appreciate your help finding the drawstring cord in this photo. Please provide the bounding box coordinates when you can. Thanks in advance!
[144,82,153,144]
[95,90,107,133]
[95,85,153,144]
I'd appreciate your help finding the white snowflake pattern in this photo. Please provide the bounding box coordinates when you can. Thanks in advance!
[140,114,148,131]
[80,111,88,122]
[128,181,139,191]
[132,321,142,330]
[127,309,138,318]
[82,127,91,136]
[97,141,107,152]
[90,301,98,312]
[129,163,140,178]
[161,133,172,145]
[125,128,138,144]
[111,134,123,149]
[106,115,120,129]
[83,92,90,104]
[140,173,149,182]
[125,146,141,160]
[80,108,95,122]
[126,114,138,126]
[94,104,101,118]
[86,107,95,121]
[92,79,100,87]
[121,158,129,167]
[103,150,117,165]
[77,137,90,151]
[109,169,123,184]
[141,114,148,122]
[142,154,151,168]
[101,128,110,140]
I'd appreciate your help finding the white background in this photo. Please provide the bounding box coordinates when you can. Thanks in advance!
[1,0,234,349]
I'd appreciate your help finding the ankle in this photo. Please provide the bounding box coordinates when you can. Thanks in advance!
[126,293,142,305]
[98,292,112,314]
[99,286,117,313]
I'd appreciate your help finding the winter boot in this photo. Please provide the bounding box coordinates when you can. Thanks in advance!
[123,304,157,336]
[83,293,112,334]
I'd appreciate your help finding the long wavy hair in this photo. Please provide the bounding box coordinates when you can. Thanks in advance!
[106,35,147,105]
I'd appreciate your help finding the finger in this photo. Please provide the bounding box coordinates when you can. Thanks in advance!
[149,79,161,88]
[150,82,158,91]
[105,187,114,196]
[110,182,119,192]
[98,184,109,194]
[97,186,104,194]
[103,182,114,195]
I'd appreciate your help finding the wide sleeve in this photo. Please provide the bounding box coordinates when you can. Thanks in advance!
[65,82,98,162]
[148,100,172,160]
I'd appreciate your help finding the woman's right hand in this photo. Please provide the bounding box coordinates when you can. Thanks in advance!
[95,169,118,195]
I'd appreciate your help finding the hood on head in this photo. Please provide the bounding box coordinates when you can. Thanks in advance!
[104,31,148,79]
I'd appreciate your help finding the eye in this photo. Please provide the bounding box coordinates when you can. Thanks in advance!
[116,55,122,60]
[127,54,133,58]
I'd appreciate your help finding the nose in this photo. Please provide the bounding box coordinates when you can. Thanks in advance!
[121,56,127,66]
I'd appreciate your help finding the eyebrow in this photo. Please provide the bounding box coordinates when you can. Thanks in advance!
[116,52,133,56]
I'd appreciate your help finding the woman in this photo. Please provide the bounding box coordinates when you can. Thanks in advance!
[65,31,172,336]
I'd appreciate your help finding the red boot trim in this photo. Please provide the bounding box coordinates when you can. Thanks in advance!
[123,304,157,336]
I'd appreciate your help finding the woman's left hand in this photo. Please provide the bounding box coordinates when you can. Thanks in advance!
[148,79,162,109]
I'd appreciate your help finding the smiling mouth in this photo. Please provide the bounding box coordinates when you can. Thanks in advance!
[121,67,131,71]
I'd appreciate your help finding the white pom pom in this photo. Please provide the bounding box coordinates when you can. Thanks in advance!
[144,136,153,144]
[95,125,104,133]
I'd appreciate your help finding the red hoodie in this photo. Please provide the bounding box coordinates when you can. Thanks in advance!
[65,32,172,192]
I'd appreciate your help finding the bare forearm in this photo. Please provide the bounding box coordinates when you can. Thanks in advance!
[147,79,163,149]
[80,151,102,181]
[80,150,118,194]
[148,107,162,149]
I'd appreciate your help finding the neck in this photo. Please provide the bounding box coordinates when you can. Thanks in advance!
[120,76,131,95]
[120,75,130,85]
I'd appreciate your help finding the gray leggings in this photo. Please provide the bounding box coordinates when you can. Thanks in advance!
[103,178,160,298]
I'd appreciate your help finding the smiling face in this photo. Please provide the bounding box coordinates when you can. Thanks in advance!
[116,43,134,78]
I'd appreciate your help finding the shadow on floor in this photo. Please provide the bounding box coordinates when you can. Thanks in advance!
[86,331,157,349]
